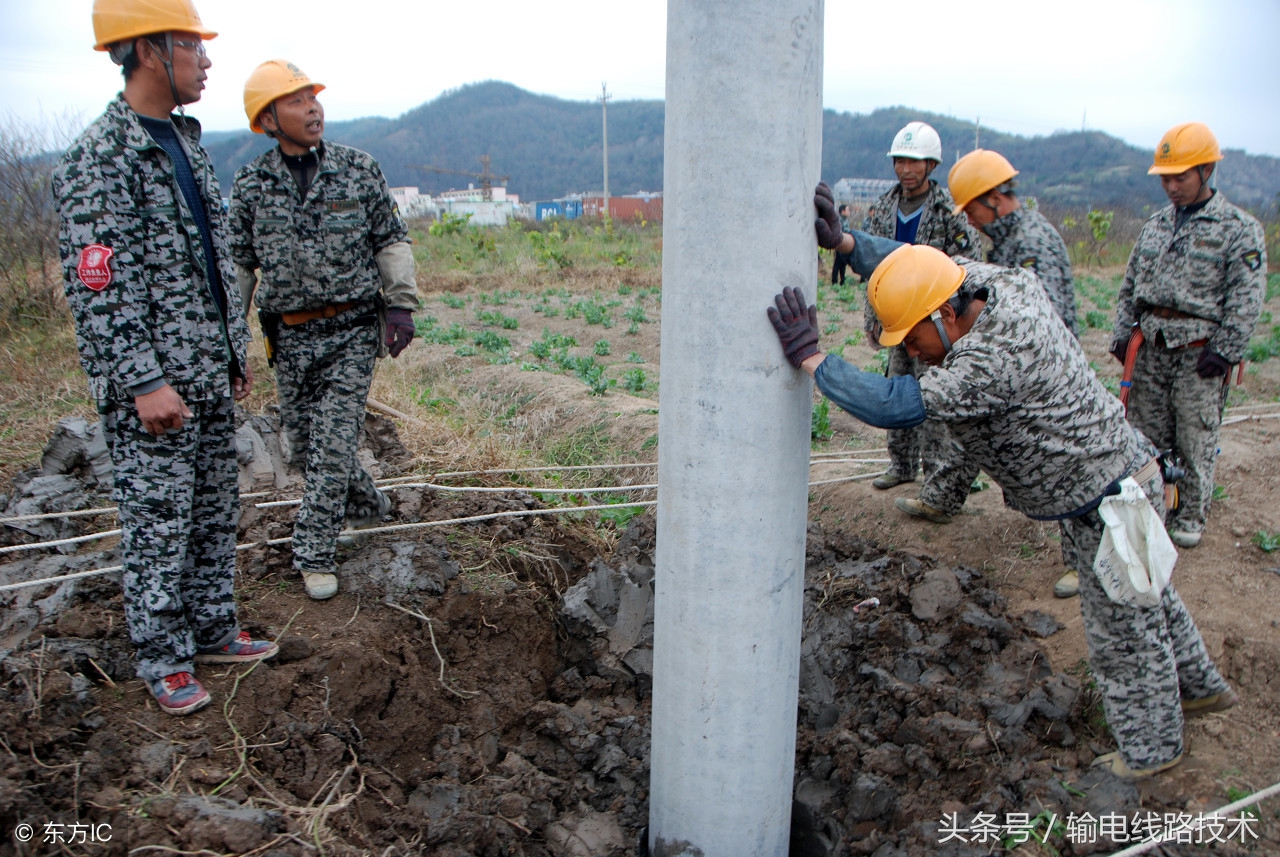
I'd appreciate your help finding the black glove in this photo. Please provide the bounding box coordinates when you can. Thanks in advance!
[1109,335,1130,365]
[385,308,415,358]
[814,182,843,250]
[1195,346,1232,379]
[767,286,820,369]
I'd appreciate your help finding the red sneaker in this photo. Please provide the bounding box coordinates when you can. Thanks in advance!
[148,671,210,716]
[194,631,279,665]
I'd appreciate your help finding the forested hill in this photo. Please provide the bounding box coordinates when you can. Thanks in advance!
[202,80,1280,214]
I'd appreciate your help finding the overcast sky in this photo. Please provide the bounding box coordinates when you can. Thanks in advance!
[3,0,1277,158]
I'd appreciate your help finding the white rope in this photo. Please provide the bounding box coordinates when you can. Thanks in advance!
[0,500,655,594]
[251,482,659,510]
[1104,779,1280,857]
[0,529,122,555]
[1221,411,1280,426]
[0,507,119,525]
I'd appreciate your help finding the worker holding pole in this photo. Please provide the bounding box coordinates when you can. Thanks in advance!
[1109,122,1266,550]
[230,60,419,600]
[767,193,1237,779]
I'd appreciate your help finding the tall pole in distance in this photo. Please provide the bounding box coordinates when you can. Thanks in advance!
[600,81,611,225]
[650,2,823,856]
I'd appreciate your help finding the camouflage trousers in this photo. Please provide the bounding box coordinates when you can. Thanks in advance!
[101,393,242,681]
[884,345,979,515]
[275,313,387,575]
[1059,472,1230,769]
[1126,342,1229,535]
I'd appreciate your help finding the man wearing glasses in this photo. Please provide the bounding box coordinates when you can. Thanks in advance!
[52,0,277,717]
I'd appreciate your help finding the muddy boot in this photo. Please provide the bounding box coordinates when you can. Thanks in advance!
[1170,529,1201,548]
[1182,688,1238,716]
[1053,570,1080,598]
[872,471,914,490]
[1091,750,1183,780]
[302,570,339,600]
[894,497,951,523]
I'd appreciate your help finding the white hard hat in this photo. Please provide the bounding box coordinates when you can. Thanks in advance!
[887,122,942,162]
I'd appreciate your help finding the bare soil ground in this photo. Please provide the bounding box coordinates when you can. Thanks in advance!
[2,261,1278,856]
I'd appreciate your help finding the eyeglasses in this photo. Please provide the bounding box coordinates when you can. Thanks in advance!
[170,39,207,59]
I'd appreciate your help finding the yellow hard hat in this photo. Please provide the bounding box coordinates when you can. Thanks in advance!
[92,0,216,51]
[1148,122,1222,175]
[948,149,1018,215]
[244,60,326,134]
[868,245,966,347]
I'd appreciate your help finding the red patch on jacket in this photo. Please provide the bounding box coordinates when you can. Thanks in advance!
[76,244,114,291]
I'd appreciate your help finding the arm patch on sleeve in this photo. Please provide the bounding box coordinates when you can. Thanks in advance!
[1242,250,1262,271]
[1020,256,1039,270]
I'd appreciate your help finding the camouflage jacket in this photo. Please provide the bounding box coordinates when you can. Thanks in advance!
[52,95,249,404]
[1112,191,1266,362]
[917,260,1154,518]
[862,180,982,335]
[982,206,1078,337]
[230,142,412,313]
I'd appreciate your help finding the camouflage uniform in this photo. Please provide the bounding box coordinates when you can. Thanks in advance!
[1112,192,1266,536]
[230,142,416,577]
[52,95,251,682]
[862,180,982,510]
[982,206,1078,337]
[815,261,1231,770]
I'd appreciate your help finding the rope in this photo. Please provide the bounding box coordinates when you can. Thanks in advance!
[1104,779,1280,857]
[0,529,122,555]
[251,482,659,511]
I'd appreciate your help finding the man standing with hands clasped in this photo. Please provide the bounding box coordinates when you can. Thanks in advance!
[53,0,278,717]
[230,60,420,601]
[1111,122,1266,549]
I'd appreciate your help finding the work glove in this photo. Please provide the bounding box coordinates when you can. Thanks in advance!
[385,309,415,358]
[1109,335,1130,365]
[814,182,843,250]
[1195,346,1232,379]
[767,286,820,369]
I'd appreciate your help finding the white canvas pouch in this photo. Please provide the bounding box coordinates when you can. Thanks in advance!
[1093,477,1177,608]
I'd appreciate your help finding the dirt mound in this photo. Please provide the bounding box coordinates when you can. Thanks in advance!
[2,411,1274,856]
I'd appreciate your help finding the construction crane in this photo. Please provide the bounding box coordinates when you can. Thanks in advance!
[410,155,510,201]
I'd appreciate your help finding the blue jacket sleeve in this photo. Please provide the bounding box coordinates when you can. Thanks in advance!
[813,354,927,429]
[847,230,905,279]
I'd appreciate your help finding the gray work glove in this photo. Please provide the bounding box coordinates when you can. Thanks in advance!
[385,309,415,358]
[1195,346,1232,379]
[767,286,820,369]
[814,183,843,250]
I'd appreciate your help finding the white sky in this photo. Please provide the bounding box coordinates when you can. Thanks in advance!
[2,0,1277,157]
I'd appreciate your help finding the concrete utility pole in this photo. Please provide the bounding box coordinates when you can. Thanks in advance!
[600,81,611,223]
[650,1,823,855]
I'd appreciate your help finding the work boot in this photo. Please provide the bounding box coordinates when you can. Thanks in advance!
[1053,570,1080,598]
[1170,530,1202,548]
[1091,750,1183,781]
[872,472,914,490]
[302,570,339,600]
[895,497,952,524]
[148,671,210,716]
[1182,688,1239,717]
[195,631,280,665]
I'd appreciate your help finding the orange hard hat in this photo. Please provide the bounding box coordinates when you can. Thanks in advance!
[948,149,1018,214]
[868,245,966,347]
[244,60,326,134]
[1149,122,1223,175]
[92,0,216,51]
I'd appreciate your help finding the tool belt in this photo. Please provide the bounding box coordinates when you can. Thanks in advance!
[281,301,358,326]
[1027,457,1163,522]
[1145,306,1199,321]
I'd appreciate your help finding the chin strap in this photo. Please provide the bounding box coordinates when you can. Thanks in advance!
[929,309,953,354]
[146,34,185,116]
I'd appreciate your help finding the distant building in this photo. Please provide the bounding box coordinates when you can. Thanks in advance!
[389,186,437,220]
[832,178,897,205]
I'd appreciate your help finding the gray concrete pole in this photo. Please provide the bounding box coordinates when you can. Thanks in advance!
[650,2,823,856]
